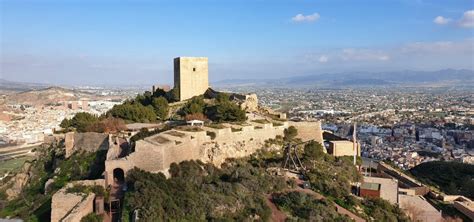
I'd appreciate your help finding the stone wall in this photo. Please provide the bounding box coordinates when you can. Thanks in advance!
[65,132,109,158]
[200,123,286,166]
[289,121,323,144]
[104,121,326,185]
[51,179,105,222]
[105,122,289,185]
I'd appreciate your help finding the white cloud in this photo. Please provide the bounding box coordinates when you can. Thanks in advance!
[300,39,473,71]
[433,16,451,25]
[401,39,474,54]
[341,48,390,61]
[291,13,320,23]
[458,10,474,28]
[318,55,328,63]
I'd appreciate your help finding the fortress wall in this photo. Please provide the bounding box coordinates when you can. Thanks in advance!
[289,121,323,144]
[163,138,201,168]
[200,123,286,166]
[61,193,95,222]
[130,141,165,172]
[105,158,135,186]
[51,192,85,222]
[65,132,109,158]
[105,123,289,181]
[51,179,104,222]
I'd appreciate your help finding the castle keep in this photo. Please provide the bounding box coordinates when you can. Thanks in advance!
[174,57,209,101]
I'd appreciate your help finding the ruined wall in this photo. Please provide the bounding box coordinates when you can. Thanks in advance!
[174,57,209,101]
[289,121,323,144]
[65,132,75,158]
[65,132,109,158]
[51,179,105,222]
[60,193,95,222]
[51,192,86,222]
[201,123,286,166]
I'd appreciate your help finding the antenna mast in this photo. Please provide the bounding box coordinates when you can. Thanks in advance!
[353,122,357,165]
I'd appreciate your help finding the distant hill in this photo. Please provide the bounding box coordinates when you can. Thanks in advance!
[6,86,94,106]
[0,79,51,92]
[213,69,474,87]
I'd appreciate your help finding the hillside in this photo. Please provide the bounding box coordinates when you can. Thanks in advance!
[5,87,93,106]
[410,161,474,198]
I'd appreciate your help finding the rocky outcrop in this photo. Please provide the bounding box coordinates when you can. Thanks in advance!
[1,162,32,200]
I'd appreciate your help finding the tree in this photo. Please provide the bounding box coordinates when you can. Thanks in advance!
[86,117,126,133]
[185,113,206,121]
[284,126,298,141]
[61,112,99,132]
[181,97,206,115]
[107,103,157,123]
[218,103,245,122]
[166,87,180,102]
[152,97,169,120]
[303,141,325,160]
[216,92,230,103]
[153,88,167,98]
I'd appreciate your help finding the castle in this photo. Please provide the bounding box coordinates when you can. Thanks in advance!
[50,57,327,221]
[101,57,327,185]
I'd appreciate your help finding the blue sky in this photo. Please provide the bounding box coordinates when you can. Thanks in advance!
[1,0,473,85]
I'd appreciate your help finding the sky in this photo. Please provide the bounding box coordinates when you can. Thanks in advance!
[1,0,473,85]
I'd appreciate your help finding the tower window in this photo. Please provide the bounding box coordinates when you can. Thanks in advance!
[193,68,196,72]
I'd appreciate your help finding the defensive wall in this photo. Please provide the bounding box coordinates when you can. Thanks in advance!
[104,121,296,185]
[65,132,109,158]
[377,162,430,195]
[51,179,105,222]
[288,121,324,144]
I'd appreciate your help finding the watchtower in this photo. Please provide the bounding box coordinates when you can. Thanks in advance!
[173,57,209,101]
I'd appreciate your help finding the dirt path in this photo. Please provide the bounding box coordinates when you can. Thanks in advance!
[265,194,287,222]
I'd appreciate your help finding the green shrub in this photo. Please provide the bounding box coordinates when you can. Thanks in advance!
[81,213,102,222]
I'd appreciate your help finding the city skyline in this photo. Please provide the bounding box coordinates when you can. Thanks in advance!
[1,0,473,85]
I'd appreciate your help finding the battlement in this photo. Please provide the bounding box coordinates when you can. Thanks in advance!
[104,121,292,185]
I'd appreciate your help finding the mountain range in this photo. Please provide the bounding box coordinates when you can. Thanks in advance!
[2,69,473,90]
[212,69,474,88]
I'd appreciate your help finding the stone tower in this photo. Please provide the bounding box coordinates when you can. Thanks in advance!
[174,57,209,101]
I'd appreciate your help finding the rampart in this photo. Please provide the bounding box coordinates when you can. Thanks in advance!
[105,122,292,185]
[65,132,109,158]
[289,121,324,144]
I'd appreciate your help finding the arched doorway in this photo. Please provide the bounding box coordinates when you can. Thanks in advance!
[113,168,125,184]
